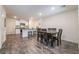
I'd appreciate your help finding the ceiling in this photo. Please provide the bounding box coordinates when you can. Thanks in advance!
[3,5,78,19]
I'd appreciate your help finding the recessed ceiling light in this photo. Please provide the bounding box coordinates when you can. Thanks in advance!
[14,16,17,18]
[51,7,55,10]
[2,14,4,17]
[38,12,42,16]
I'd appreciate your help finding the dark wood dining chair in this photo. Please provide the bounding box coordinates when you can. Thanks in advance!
[48,28,56,31]
[40,28,47,43]
[37,28,41,41]
[52,29,63,46]
[33,31,37,36]
[28,31,32,38]
[40,32,45,43]
[41,28,47,32]
[48,28,56,35]
[42,32,49,45]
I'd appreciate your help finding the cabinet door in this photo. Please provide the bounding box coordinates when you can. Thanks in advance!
[16,29,20,34]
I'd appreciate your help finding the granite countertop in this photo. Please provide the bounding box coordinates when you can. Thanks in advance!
[16,27,36,30]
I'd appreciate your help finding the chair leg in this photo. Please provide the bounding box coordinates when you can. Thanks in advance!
[46,39,49,46]
[51,40,54,47]
[60,39,61,45]
[40,37,43,43]
[37,36,39,41]
[43,38,47,45]
[57,40,59,46]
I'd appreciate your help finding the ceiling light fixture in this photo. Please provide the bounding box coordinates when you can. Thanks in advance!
[51,7,55,10]
[38,12,42,16]
[14,16,17,18]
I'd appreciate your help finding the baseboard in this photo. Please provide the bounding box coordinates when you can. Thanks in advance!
[62,39,78,44]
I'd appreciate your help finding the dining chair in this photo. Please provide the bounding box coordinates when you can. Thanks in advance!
[33,31,37,36]
[40,32,45,43]
[38,28,47,43]
[28,31,32,38]
[37,28,42,41]
[52,29,63,46]
[42,32,49,45]
[41,28,47,32]
[48,28,56,31]
[48,28,56,34]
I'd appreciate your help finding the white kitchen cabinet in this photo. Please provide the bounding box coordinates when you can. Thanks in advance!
[16,29,20,34]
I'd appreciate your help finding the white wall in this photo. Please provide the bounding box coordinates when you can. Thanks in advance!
[0,6,6,49]
[78,6,79,50]
[40,9,78,43]
[6,18,16,34]
[29,17,39,28]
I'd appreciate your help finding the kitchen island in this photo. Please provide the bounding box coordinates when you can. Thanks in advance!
[16,28,37,38]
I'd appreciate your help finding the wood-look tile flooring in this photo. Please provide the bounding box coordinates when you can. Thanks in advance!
[0,34,78,54]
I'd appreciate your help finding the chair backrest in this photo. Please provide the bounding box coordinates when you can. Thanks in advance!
[28,31,32,37]
[40,29,47,38]
[57,29,63,40]
[48,28,56,33]
[41,28,47,32]
[48,28,56,30]
[37,28,41,32]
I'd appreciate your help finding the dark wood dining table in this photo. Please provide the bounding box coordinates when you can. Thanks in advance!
[38,31,57,46]
[38,31,57,42]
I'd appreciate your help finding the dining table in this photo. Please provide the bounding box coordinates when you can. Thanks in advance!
[37,30,57,46]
